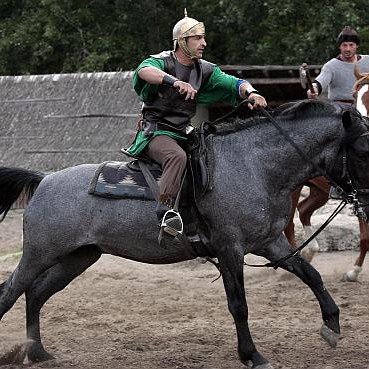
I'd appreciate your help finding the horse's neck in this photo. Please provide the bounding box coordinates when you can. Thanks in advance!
[212,117,339,191]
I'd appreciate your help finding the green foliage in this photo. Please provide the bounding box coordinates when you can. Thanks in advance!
[0,0,367,74]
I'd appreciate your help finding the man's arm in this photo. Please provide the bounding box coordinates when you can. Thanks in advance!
[307,62,330,99]
[138,66,198,100]
[238,81,267,108]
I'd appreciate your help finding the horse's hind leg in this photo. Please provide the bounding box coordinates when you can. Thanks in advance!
[26,246,101,362]
[297,186,329,262]
[0,254,57,320]
[343,219,369,282]
[284,185,303,247]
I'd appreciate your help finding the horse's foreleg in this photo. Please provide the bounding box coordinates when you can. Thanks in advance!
[343,219,369,282]
[279,255,340,347]
[218,249,273,369]
[26,246,101,362]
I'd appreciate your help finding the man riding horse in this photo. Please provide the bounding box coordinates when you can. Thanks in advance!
[307,26,369,105]
[126,9,267,241]
[285,26,369,264]
[306,25,369,199]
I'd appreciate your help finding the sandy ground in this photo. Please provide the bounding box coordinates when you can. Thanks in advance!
[0,210,368,369]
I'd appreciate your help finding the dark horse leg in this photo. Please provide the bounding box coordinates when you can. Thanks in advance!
[26,246,101,362]
[217,246,272,369]
[0,257,56,320]
[279,255,339,346]
[257,236,340,349]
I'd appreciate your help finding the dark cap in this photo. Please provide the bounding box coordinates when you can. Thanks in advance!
[337,26,360,46]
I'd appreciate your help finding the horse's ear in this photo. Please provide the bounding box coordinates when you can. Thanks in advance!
[342,111,352,128]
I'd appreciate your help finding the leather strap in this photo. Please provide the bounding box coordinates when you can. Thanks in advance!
[138,160,160,202]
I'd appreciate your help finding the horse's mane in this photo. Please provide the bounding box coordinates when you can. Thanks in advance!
[214,100,338,136]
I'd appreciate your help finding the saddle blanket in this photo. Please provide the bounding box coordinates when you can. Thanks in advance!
[88,161,161,200]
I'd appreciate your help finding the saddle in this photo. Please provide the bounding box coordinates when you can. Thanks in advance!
[88,160,162,201]
[88,124,215,254]
[110,121,215,202]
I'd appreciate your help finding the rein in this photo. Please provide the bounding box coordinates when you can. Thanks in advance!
[244,200,347,269]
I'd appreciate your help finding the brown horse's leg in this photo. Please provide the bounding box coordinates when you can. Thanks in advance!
[297,184,329,226]
[284,185,303,247]
[343,219,369,282]
[361,89,369,116]
[356,219,369,266]
[296,180,329,262]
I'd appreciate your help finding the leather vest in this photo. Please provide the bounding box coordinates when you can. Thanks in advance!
[142,51,215,133]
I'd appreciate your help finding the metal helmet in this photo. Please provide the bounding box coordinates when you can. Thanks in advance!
[172,9,205,59]
[337,26,360,46]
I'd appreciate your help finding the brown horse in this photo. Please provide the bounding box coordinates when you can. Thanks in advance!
[285,68,369,281]
[353,65,369,117]
[284,177,369,281]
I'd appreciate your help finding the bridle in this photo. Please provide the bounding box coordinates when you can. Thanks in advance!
[337,131,369,218]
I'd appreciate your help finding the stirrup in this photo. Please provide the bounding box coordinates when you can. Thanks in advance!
[160,209,183,237]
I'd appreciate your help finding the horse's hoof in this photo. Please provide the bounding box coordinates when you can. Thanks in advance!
[300,248,316,263]
[341,266,362,282]
[341,272,358,282]
[320,324,339,348]
[27,342,55,363]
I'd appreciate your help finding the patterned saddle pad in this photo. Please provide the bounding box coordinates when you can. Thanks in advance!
[88,161,161,200]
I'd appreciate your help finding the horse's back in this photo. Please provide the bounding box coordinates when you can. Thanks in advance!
[23,163,198,264]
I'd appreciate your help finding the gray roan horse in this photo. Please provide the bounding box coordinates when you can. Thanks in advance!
[1,100,369,369]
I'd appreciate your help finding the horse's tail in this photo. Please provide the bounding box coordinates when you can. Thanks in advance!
[0,167,45,221]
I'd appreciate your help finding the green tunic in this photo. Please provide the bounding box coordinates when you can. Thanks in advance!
[127,55,240,156]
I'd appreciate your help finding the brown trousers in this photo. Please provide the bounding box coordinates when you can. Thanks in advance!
[146,135,187,205]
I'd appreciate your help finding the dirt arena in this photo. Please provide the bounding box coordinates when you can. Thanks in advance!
[0,209,368,369]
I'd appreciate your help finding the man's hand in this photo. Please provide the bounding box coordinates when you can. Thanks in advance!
[248,92,267,109]
[173,81,197,100]
[307,83,319,99]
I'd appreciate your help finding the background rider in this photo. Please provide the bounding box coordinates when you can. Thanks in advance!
[307,26,369,105]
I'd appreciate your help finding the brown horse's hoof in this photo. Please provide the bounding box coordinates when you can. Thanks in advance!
[253,363,274,369]
[320,324,339,348]
[341,266,362,282]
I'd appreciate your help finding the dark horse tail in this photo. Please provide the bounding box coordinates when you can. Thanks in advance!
[0,167,45,221]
